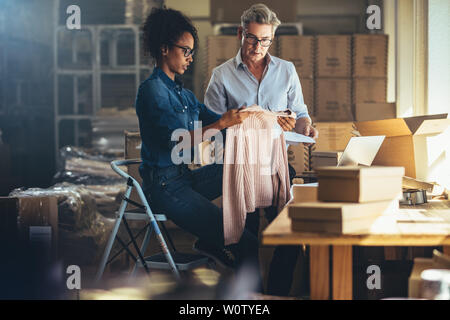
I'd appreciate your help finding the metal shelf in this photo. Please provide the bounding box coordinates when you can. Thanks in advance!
[53,0,153,162]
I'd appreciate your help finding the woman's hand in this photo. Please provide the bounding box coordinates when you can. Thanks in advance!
[219,107,251,129]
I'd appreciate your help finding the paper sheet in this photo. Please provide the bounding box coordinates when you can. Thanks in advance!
[284,131,316,145]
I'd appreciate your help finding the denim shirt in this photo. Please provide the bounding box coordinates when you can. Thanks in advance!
[135,67,221,169]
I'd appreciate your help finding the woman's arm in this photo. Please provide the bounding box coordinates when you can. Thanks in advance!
[180,108,250,147]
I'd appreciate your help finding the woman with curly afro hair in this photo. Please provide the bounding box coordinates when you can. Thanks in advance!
[136,7,260,279]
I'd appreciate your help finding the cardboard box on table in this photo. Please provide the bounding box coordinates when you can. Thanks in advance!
[355,114,450,180]
[316,166,404,203]
[288,199,399,234]
[311,151,343,169]
[291,184,318,203]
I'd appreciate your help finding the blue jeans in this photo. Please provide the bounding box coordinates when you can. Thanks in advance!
[139,163,260,271]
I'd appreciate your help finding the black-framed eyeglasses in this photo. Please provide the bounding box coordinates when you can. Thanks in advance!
[243,32,272,47]
[172,44,195,57]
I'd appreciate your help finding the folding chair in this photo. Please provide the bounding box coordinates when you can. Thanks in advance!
[95,159,211,283]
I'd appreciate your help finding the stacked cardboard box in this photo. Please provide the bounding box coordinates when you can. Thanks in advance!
[352,34,391,121]
[278,35,315,116]
[204,35,240,90]
[288,166,404,234]
[315,35,352,122]
[310,121,358,170]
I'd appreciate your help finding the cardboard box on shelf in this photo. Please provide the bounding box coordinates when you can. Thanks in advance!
[315,78,353,121]
[313,122,357,152]
[210,0,297,24]
[355,114,450,180]
[311,151,343,169]
[268,37,278,57]
[206,35,240,80]
[353,34,388,78]
[278,35,314,78]
[292,184,318,203]
[353,103,396,121]
[300,78,314,116]
[287,144,310,176]
[0,196,58,258]
[316,166,405,203]
[353,78,387,104]
[288,199,398,234]
[316,35,351,78]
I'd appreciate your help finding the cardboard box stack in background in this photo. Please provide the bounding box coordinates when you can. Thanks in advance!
[204,35,240,90]
[315,35,352,122]
[288,166,404,234]
[278,35,315,116]
[278,36,314,176]
[352,34,390,121]
[210,0,297,25]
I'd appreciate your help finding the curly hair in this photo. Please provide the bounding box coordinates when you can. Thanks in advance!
[142,7,198,62]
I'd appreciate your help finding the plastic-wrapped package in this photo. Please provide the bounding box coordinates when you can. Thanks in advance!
[53,146,124,185]
[9,183,130,270]
[9,182,124,230]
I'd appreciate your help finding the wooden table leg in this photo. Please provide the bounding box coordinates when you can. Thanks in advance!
[309,245,330,300]
[443,246,450,256]
[332,245,353,300]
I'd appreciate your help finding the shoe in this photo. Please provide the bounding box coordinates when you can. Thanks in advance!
[193,240,236,269]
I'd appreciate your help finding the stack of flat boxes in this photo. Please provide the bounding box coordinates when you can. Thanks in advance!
[288,166,404,234]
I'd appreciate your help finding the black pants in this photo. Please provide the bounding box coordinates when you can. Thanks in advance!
[245,164,309,296]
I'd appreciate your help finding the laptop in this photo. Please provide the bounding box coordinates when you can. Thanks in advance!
[336,136,385,167]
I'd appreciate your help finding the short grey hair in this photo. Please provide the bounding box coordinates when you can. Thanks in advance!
[240,3,281,34]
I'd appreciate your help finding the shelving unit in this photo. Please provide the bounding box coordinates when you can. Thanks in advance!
[53,0,152,162]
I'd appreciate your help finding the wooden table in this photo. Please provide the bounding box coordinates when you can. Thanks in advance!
[262,200,450,300]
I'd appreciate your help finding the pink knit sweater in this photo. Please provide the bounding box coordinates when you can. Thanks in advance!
[222,105,294,245]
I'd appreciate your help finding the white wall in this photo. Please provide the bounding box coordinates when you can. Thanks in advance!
[428,0,450,115]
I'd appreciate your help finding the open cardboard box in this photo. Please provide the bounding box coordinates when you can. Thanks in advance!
[355,114,450,182]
